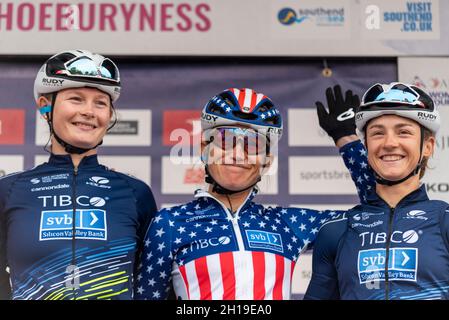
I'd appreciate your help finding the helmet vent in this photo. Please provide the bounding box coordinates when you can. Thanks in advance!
[208,103,226,115]
[258,101,275,113]
[219,92,237,107]
[264,115,280,125]
[232,110,258,120]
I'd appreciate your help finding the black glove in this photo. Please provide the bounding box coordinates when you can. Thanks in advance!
[316,85,360,143]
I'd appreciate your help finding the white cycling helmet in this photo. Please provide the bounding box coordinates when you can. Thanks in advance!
[356,82,439,138]
[34,49,121,103]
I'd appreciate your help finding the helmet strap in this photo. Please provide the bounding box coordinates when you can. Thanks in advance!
[204,165,260,195]
[201,143,261,194]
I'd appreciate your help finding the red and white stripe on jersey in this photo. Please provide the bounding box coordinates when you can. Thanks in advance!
[173,251,295,300]
[230,88,267,114]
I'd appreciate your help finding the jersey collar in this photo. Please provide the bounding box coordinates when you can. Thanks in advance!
[366,184,429,208]
[47,153,101,169]
[194,187,259,211]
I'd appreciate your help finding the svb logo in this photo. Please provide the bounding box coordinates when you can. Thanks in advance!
[246,230,283,253]
[40,209,107,241]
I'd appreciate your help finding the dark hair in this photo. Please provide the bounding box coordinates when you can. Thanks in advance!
[419,127,434,179]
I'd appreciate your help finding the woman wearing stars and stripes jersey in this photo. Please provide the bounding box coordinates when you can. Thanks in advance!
[135,87,372,300]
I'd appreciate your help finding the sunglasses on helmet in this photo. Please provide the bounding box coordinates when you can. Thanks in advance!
[360,82,433,111]
[52,56,120,83]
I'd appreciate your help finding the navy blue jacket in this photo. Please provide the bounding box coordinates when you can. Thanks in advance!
[0,154,157,300]
[304,185,449,300]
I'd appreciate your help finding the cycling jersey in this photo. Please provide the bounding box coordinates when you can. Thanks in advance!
[135,140,372,300]
[305,141,449,300]
[0,154,157,300]
[304,185,449,300]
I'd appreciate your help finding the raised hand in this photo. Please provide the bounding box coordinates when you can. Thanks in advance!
[316,85,360,143]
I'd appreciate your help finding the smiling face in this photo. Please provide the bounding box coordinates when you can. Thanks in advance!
[203,126,271,192]
[40,87,112,153]
[366,114,435,183]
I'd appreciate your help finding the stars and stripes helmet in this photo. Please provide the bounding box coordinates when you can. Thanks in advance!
[34,49,121,103]
[356,82,440,137]
[201,88,283,143]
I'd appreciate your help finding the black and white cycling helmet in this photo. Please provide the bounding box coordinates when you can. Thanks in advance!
[356,82,439,138]
[34,49,121,103]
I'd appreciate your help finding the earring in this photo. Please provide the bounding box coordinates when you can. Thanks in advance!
[39,105,52,115]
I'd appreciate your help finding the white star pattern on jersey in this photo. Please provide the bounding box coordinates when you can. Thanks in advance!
[135,140,374,300]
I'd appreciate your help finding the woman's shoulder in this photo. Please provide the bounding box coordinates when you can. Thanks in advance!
[101,167,151,190]
[157,199,202,215]
[409,195,449,210]
[425,199,449,213]
[0,167,35,186]
[0,169,34,201]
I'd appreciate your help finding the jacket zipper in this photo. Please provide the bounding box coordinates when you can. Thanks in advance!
[71,166,78,299]
[220,202,246,252]
[384,206,394,300]
[196,191,251,251]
